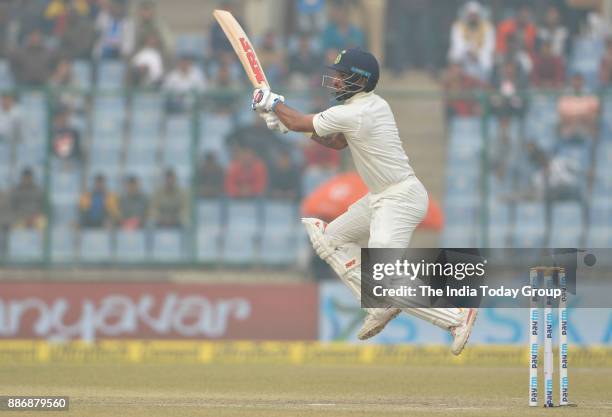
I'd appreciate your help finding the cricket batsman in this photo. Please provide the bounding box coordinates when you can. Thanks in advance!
[252,48,477,355]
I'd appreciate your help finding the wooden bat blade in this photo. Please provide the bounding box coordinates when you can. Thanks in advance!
[212,9,269,89]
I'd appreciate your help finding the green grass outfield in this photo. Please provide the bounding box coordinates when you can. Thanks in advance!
[1,362,611,417]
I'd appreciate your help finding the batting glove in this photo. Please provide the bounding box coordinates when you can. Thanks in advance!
[252,88,284,112]
[259,111,289,134]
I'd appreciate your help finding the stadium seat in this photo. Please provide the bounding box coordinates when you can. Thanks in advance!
[166,115,191,138]
[222,228,257,265]
[151,229,184,262]
[226,199,260,232]
[0,59,13,89]
[196,225,221,262]
[72,60,92,90]
[175,34,208,59]
[512,203,546,248]
[197,199,223,227]
[116,230,147,262]
[52,203,79,226]
[302,169,334,196]
[263,200,297,228]
[8,230,43,261]
[79,229,112,262]
[97,60,125,89]
[51,226,76,262]
[260,227,297,265]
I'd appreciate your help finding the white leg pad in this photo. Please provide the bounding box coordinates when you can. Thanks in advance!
[401,308,463,330]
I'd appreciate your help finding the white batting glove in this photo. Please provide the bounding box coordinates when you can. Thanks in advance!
[259,111,289,134]
[252,88,284,112]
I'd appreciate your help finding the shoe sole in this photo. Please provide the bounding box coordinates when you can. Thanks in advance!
[451,309,478,356]
[357,309,401,340]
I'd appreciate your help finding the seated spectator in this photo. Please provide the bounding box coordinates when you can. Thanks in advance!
[496,5,537,56]
[95,0,130,59]
[124,0,172,60]
[130,33,164,87]
[163,53,206,113]
[44,0,90,36]
[79,174,120,228]
[489,60,528,177]
[599,37,612,87]
[257,31,286,86]
[119,176,148,230]
[557,73,600,143]
[443,61,486,122]
[59,3,96,59]
[10,168,45,230]
[196,152,224,198]
[494,34,532,79]
[0,93,22,150]
[268,150,300,201]
[448,1,494,81]
[225,146,268,198]
[149,169,189,228]
[287,32,322,90]
[490,61,528,119]
[51,108,82,162]
[10,29,56,86]
[49,58,85,112]
[537,6,569,58]
[322,0,365,55]
[531,40,564,89]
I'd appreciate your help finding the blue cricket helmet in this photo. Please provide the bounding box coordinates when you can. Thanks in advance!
[328,48,380,92]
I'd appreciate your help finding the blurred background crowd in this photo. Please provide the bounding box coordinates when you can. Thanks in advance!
[0,0,610,271]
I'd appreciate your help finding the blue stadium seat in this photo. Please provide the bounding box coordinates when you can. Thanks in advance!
[51,226,75,262]
[175,34,208,59]
[197,199,223,226]
[8,230,43,261]
[549,202,584,247]
[72,60,92,90]
[263,200,297,228]
[200,112,232,153]
[116,230,147,262]
[222,228,257,264]
[126,143,157,166]
[79,230,112,262]
[0,59,13,89]
[16,142,46,167]
[166,115,191,138]
[97,60,125,89]
[512,203,546,248]
[151,229,184,262]
[260,227,296,265]
[196,225,221,262]
[226,200,259,232]
[52,203,79,226]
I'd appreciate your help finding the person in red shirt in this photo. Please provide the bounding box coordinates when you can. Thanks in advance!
[224,146,268,198]
[496,5,537,56]
[531,40,565,88]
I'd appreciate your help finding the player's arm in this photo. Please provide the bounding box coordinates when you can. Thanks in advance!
[309,132,348,150]
[274,102,347,149]
[273,102,315,132]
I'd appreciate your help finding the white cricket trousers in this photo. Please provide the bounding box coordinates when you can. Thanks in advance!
[325,175,429,248]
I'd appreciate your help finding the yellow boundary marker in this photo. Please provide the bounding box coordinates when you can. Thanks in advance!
[0,341,610,366]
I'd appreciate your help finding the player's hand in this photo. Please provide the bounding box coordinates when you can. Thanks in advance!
[252,88,284,112]
[259,111,289,134]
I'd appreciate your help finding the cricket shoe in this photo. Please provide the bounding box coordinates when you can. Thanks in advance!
[450,308,478,356]
[357,307,401,340]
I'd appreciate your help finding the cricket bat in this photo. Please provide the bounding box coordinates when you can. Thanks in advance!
[212,9,269,89]
[213,9,288,133]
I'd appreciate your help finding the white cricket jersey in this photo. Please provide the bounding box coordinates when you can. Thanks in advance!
[312,91,414,193]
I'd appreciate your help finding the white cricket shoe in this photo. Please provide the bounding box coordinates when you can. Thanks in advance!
[357,308,401,340]
[450,308,478,356]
